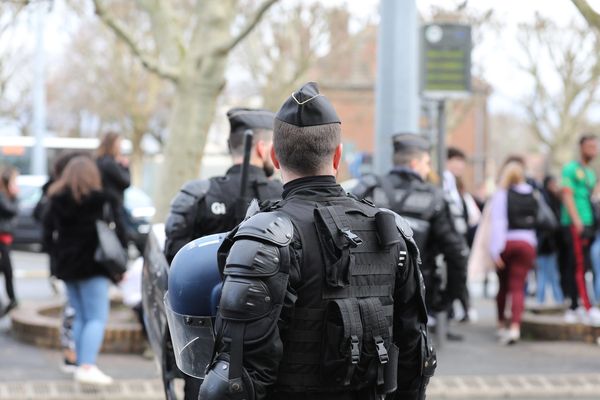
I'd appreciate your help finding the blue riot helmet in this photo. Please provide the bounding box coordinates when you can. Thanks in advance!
[165,233,226,379]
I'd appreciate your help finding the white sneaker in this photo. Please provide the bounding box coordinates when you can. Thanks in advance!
[576,307,589,324]
[496,328,507,339]
[564,309,578,324]
[75,366,113,385]
[587,307,600,326]
[500,328,520,345]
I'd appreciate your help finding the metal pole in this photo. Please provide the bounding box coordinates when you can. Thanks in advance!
[374,0,420,175]
[437,100,446,183]
[31,4,47,176]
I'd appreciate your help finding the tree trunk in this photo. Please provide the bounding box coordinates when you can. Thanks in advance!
[130,129,145,188]
[154,67,226,220]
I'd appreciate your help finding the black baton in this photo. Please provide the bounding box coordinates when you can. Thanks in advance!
[239,129,254,199]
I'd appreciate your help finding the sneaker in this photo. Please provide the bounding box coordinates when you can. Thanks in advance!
[75,366,113,385]
[500,328,520,345]
[60,358,78,374]
[496,328,507,339]
[587,307,600,326]
[564,309,578,324]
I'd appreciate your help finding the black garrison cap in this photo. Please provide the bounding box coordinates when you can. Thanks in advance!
[227,108,275,136]
[275,82,341,127]
[392,133,431,153]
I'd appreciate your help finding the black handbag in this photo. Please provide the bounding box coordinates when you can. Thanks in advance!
[95,203,128,281]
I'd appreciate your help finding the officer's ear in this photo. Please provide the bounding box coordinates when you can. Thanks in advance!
[255,139,267,160]
[270,145,281,170]
[333,143,343,172]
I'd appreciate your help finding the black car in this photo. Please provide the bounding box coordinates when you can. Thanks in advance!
[13,175,156,251]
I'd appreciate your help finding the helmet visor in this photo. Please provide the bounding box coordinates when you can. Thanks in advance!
[165,296,215,379]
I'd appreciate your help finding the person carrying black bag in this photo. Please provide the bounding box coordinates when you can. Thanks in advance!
[43,156,122,386]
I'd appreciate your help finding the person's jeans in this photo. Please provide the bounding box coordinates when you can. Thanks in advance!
[536,253,564,304]
[590,233,600,304]
[65,276,110,365]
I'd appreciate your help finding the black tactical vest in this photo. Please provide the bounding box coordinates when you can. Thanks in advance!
[507,189,538,230]
[373,173,440,251]
[273,195,410,395]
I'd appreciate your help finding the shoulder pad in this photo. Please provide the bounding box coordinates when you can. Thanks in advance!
[234,211,293,246]
[379,208,413,240]
[180,179,210,199]
[352,174,379,198]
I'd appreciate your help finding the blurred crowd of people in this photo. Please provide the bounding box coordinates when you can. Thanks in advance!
[465,134,600,344]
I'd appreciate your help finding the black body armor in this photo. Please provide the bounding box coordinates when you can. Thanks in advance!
[201,177,435,400]
[164,165,282,263]
[352,169,468,312]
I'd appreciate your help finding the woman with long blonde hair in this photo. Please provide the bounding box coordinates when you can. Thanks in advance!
[43,156,115,385]
[489,157,537,344]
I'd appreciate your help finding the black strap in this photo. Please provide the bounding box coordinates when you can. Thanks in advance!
[228,322,246,398]
[323,285,391,299]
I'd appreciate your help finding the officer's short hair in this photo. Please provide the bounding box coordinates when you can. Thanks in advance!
[273,119,341,175]
[393,148,428,166]
[229,128,273,157]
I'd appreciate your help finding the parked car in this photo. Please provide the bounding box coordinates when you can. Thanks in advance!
[13,175,155,251]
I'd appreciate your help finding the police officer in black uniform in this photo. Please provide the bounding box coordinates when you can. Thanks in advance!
[199,83,435,400]
[164,108,283,263]
[352,134,468,323]
[163,108,283,399]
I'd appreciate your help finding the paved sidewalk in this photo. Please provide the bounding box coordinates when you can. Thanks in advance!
[2,250,600,399]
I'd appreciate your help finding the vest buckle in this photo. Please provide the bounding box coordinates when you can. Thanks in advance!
[342,229,363,247]
[374,336,388,364]
[350,335,360,364]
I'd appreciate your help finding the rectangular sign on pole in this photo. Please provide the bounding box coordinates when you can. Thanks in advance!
[421,23,472,99]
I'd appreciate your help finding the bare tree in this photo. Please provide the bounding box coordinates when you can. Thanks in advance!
[572,0,600,31]
[0,2,31,130]
[234,2,343,111]
[92,0,278,218]
[47,13,171,186]
[516,14,600,166]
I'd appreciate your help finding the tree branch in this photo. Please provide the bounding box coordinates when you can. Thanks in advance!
[214,0,278,56]
[93,0,180,82]
[572,0,600,31]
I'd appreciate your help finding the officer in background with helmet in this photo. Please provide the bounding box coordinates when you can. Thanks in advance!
[352,134,469,331]
[196,82,435,400]
[162,108,283,399]
[164,107,283,263]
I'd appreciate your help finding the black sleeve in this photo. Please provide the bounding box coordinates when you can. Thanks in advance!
[41,201,55,253]
[164,191,204,264]
[430,197,468,302]
[0,194,18,218]
[391,249,433,400]
[100,158,131,191]
[205,239,299,400]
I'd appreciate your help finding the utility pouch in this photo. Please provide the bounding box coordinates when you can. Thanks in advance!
[379,343,399,394]
[321,298,363,386]
[375,211,401,248]
[314,206,362,288]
